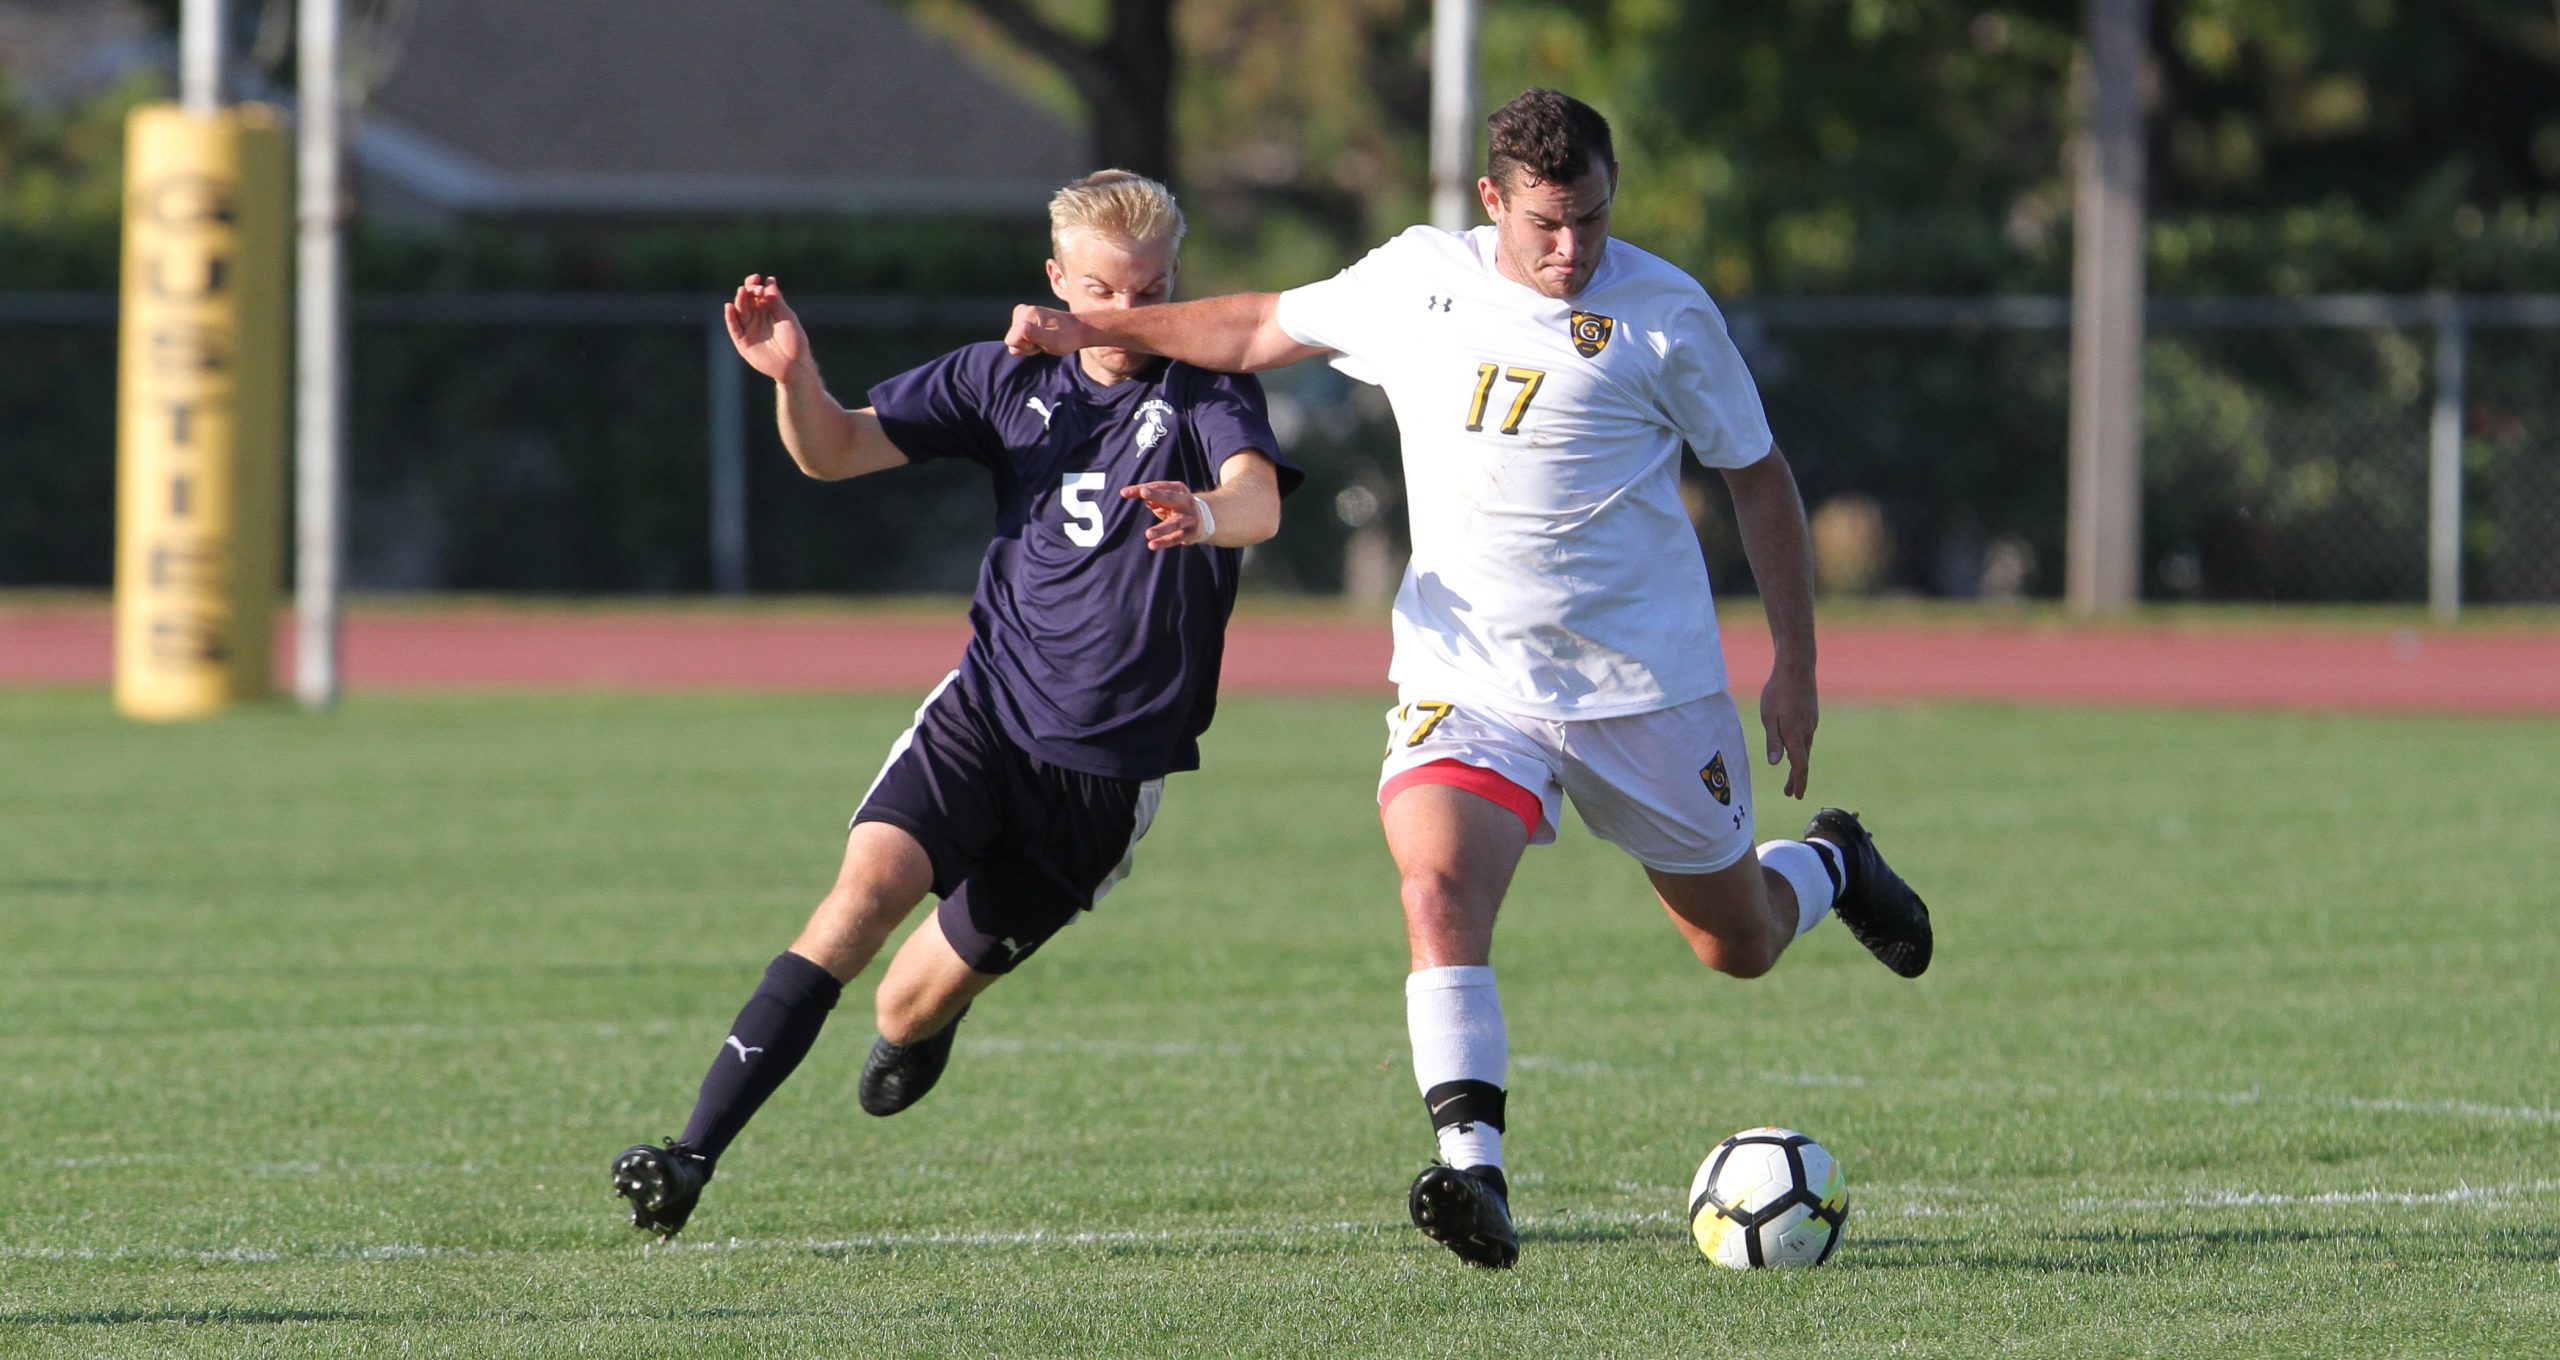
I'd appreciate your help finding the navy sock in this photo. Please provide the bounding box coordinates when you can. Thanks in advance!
[678,951,843,1163]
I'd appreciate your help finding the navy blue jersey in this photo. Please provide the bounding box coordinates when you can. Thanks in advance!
[868,342,1299,779]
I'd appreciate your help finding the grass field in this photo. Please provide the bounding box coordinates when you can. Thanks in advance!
[3,688,2555,1358]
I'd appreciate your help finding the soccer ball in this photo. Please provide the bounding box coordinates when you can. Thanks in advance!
[1687,1126,1848,1269]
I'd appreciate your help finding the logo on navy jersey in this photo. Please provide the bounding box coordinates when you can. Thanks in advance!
[1025,396,1057,431]
[1569,311,1615,358]
[1701,751,1731,805]
[1133,398,1174,452]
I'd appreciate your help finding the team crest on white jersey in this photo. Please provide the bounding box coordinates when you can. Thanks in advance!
[1133,398,1175,451]
[1569,311,1615,358]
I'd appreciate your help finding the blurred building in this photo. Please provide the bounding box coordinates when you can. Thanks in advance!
[1,0,1083,225]
[0,0,159,97]
[356,0,1080,224]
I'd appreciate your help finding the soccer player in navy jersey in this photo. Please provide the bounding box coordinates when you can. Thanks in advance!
[611,171,1300,1243]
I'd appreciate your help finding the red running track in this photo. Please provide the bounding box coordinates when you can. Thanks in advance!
[4,604,2556,715]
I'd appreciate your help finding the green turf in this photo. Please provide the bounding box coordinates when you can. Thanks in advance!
[2,688,2554,1358]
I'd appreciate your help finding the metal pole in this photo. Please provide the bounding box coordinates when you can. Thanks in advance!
[2428,301,2468,622]
[295,0,347,708]
[2066,0,2149,614]
[1429,0,1478,232]
[708,317,749,595]
[180,0,224,115]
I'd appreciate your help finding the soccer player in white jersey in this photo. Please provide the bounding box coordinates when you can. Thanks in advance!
[1003,89,1933,1270]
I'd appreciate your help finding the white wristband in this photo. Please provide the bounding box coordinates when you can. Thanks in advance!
[1192,493,1218,544]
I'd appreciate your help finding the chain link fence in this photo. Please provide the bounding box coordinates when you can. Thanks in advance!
[2468,326,2560,603]
[3,292,2554,608]
[1727,296,2560,608]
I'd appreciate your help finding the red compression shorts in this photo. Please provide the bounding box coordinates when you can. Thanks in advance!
[1378,758,1542,840]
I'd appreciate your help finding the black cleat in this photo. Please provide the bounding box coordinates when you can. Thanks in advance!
[1806,807,1933,978]
[1408,1164,1519,1269]
[611,1139,711,1243]
[858,1004,969,1117]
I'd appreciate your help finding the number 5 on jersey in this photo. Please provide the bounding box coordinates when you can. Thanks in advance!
[1061,471,1106,547]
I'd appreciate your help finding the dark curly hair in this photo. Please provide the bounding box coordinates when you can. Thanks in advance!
[1485,88,1616,193]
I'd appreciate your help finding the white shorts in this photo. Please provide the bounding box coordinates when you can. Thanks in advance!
[1376,688,1757,874]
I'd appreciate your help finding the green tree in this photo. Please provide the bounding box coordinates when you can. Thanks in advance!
[899,0,1180,181]
[919,0,2560,294]
[1471,0,2560,294]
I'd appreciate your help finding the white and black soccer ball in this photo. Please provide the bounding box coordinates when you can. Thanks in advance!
[1687,1126,1848,1269]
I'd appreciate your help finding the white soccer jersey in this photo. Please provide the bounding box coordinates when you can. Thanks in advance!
[1276,225,1774,719]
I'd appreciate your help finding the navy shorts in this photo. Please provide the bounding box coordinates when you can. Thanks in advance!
[853,674,1162,975]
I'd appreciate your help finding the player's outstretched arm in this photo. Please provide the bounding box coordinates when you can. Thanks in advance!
[725,274,908,481]
[1122,450,1284,551]
[1722,447,1820,799]
[1004,294,1327,374]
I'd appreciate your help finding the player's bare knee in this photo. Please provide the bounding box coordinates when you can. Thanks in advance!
[875,975,969,1043]
[873,985,932,1043]
[1687,925,1783,979]
[1398,866,1491,932]
[1715,939,1784,979]
[792,885,913,979]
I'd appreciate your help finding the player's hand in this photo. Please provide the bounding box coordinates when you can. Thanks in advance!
[726,274,811,383]
[1123,481,1212,549]
[1759,656,1818,799]
[1006,304,1089,357]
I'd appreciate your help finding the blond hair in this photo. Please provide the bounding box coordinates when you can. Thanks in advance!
[1048,169,1185,258]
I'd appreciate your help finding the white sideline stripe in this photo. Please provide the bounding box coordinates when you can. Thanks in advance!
[703,1220,1388,1254]
[53,1025,2554,1128]
[989,1042,2558,1127]
[8,1181,2549,1266]
[2071,1180,2560,1211]
[0,1243,475,1263]
[0,1222,1396,1265]
[967,1036,1255,1061]
[2138,1087,2560,1125]
[1508,1061,2560,1127]
[0,1215,1707,1265]
[45,1156,482,1175]
[2329,1095,2560,1124]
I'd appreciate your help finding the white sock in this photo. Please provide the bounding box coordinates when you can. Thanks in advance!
[1757,839,1837,939]
[1405,965,1506,1172]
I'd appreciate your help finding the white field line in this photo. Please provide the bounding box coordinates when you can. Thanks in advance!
[2328,1095,2560,1123]
[46,1156,482,1175]
[29,1023,2555,1127]
[1508,1063,2560,1127]
[5,1180,2552,1267]
[998,1039,2560,1128]
[0,1221,1398,1265]
[2069,1180,2560,1211]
